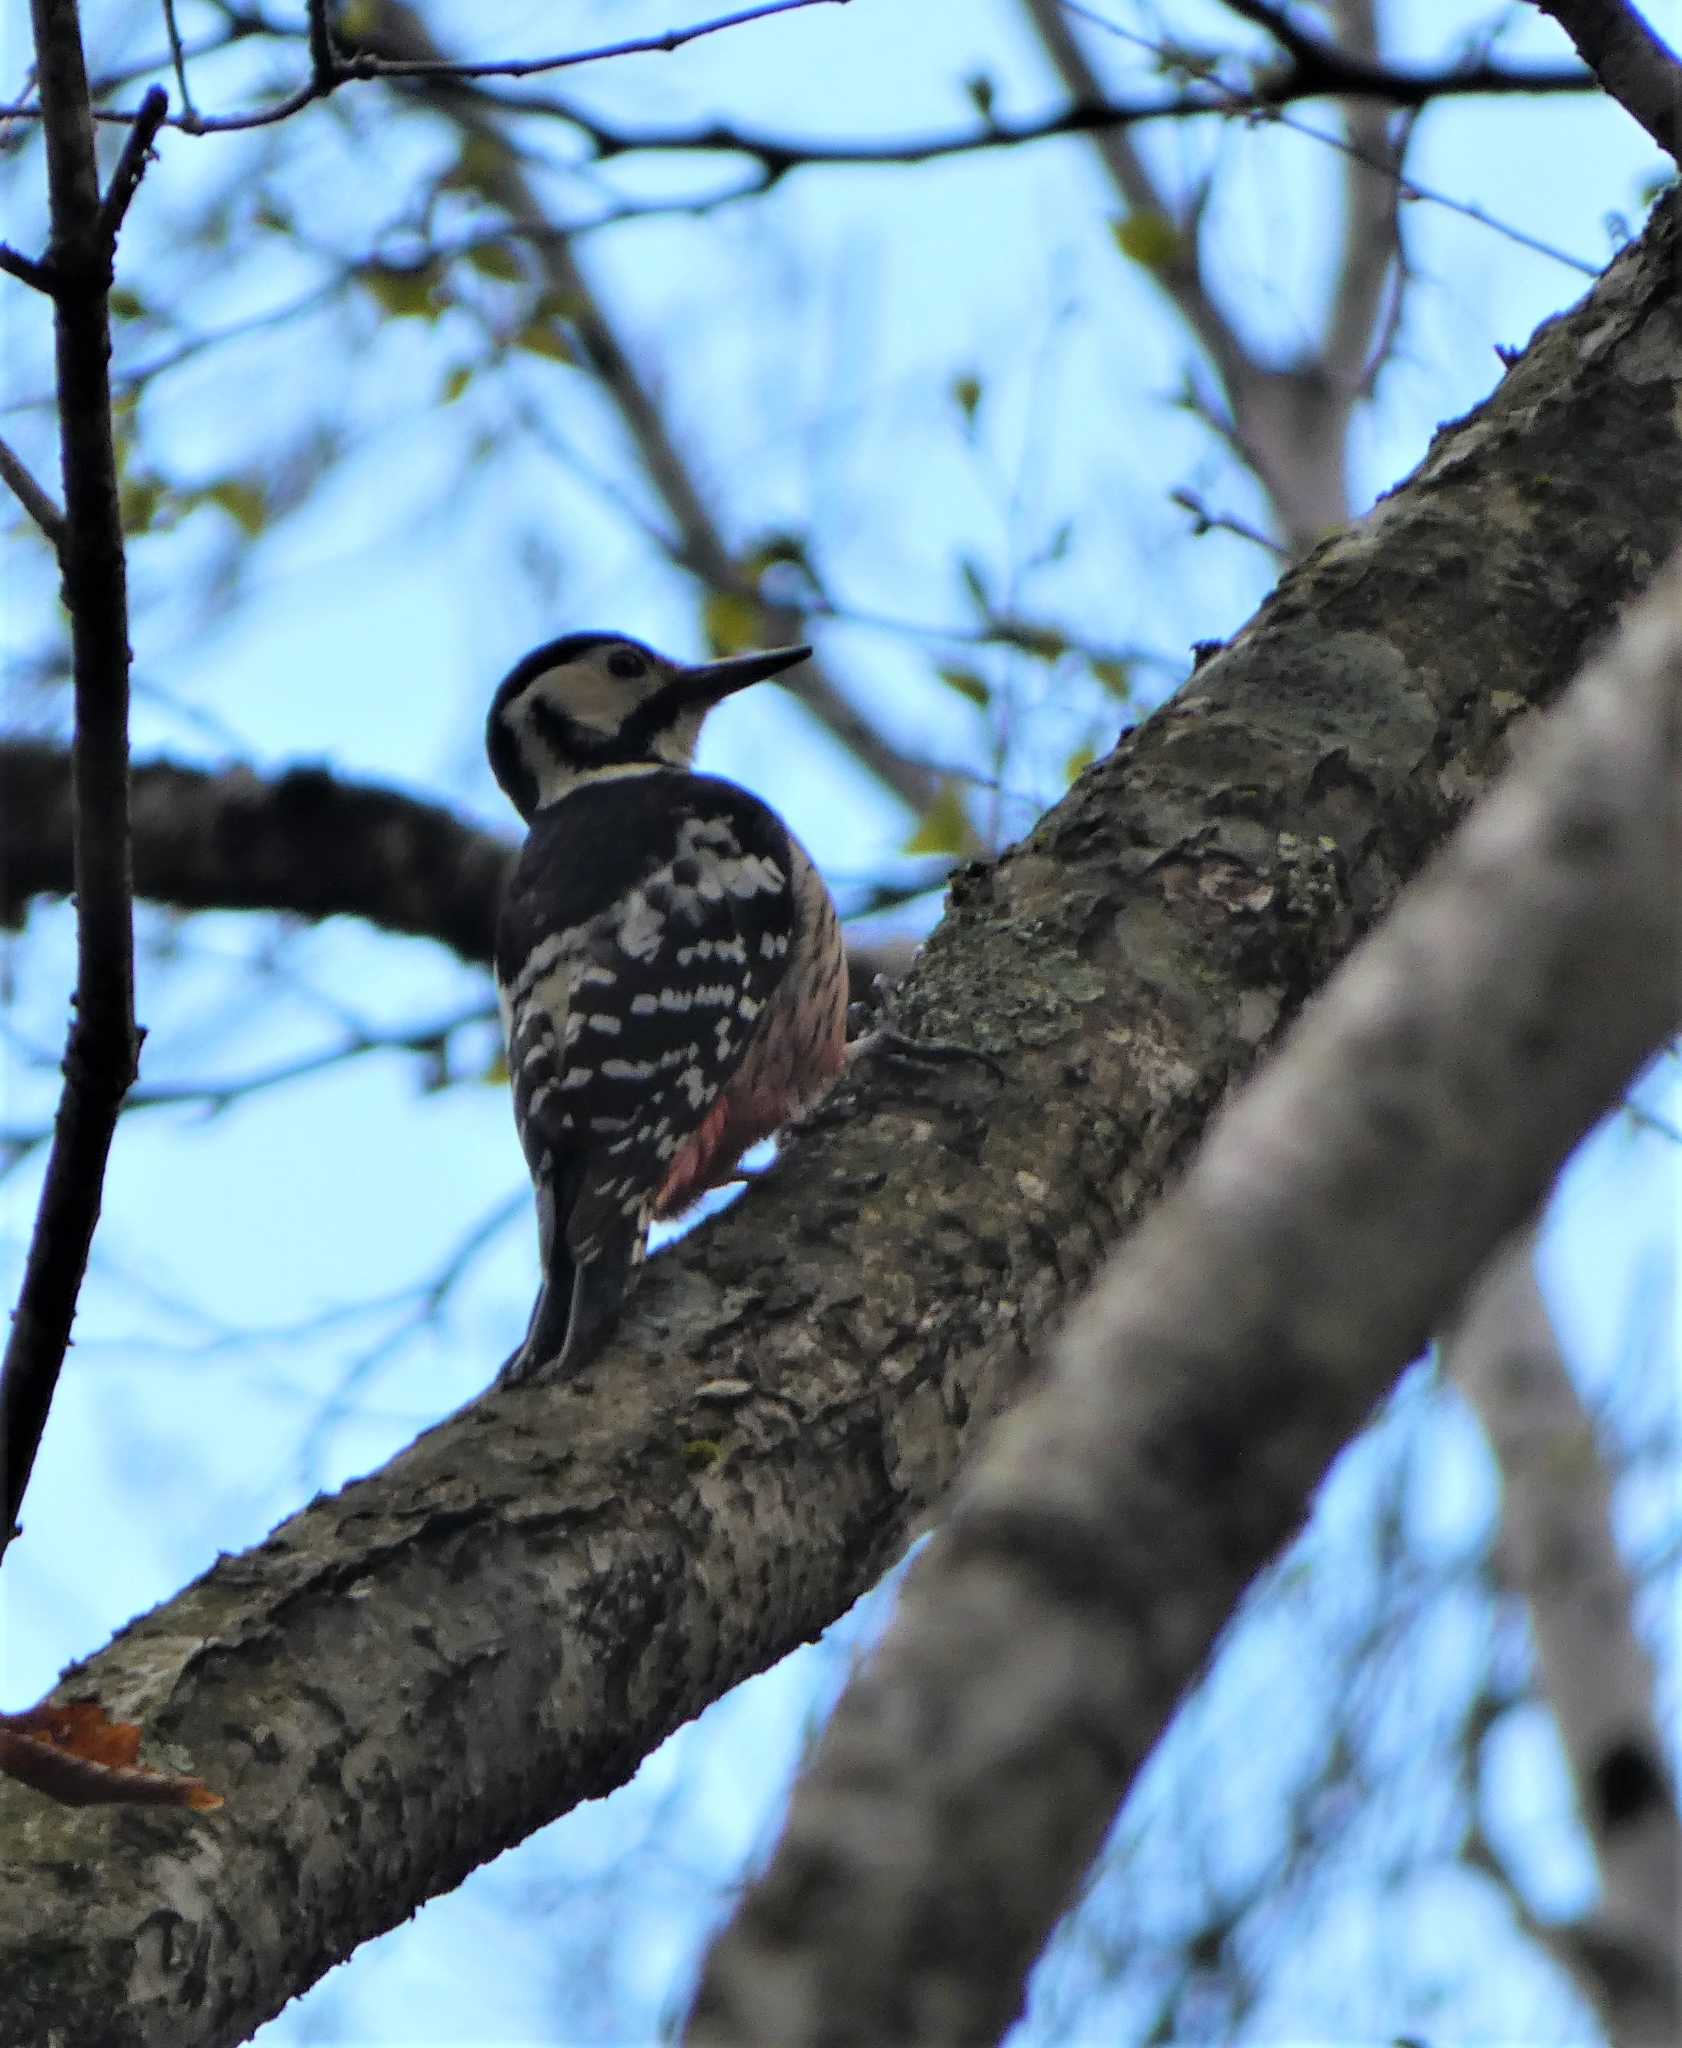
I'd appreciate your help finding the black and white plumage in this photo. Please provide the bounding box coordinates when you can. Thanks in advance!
[487,633,848,1383]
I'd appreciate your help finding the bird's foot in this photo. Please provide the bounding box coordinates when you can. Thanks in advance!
[848,1020,1007,1082]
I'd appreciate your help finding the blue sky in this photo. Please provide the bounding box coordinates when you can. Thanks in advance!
[1,2,1677,2040]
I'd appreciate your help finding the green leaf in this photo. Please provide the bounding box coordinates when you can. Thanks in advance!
[935,665,990,709]
[950,372,983,429]
[511,320,573,363]
[108,286,146,322]
[361,261,442,319]
[205,479,267,536]
[1006,623,1067,662]
[1090,656,1133,700]
[702,589,766,657]
[959,555,991,617]
[964,73,995,122]
[531,285,584,326]
[1064,742,1097,784]
[1110,211,1182,274]
[437,132,509,200]
[742,530,815,585]
[904,780,979,858]
[465,240,523,283]
[440,363,474,405]
[119,475,166,535]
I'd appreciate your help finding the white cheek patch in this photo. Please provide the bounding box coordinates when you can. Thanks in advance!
[652,707,705,767]
[557,667,633,735]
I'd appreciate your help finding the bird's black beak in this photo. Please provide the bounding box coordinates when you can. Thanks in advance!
[676,643,811,708]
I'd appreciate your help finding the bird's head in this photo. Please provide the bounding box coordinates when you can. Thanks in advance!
[486,632,811,820]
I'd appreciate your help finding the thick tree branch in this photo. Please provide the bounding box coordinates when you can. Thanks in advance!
[1530,0,1682,161]
[1,13,155,1555]
[1446,1229,1681,2045]
[1322,0,1407,403]
[0,185,1676,2045]
[0,746,511,962]
[0,746,907,1008]
[687,553,1682,2048]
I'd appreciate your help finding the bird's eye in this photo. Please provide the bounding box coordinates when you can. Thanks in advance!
[606,647,648,680]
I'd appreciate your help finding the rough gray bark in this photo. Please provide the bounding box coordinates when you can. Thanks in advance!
[1447,1230,1682,2047]
[1530,0,1682,159]
[0,746,911,1013]
[685,555,1682,2048]
[0,744,513,963]
[0,188,1677,2048]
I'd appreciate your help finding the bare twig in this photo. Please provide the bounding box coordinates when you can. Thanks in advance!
[94,84,167,245]
[305,0,339,89]
[1030,0,1351,546]
[0,432,66,548]
[0,46,1595,139]
[1219,0,1332,67]
[1,0,853,134]
[1064,2,1598,271]
[0,10,151,1559]
[343,0,850,83]
[0,241,56,291]
[1169,487,1292,556]
[1529,0,1682,162]
[364,6,939,818]
[158,0,199,124]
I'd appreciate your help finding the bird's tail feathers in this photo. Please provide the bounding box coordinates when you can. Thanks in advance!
[498,1246,630,1388]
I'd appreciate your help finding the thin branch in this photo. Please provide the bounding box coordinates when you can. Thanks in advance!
[1,0,853,134]
[342,0,851,84]
[0,241,56,291]
[0,431,66,548]
[158,0,199,124]
[1530,0,1682,163]
[305,0,338,89]
[1219,0,1337,66]
[94,84,168,246]
[0,50,1597,139]
[0,1006,499,1155]
[0,6,148,1560]
[1169,486,1292,556]
[1063,3,1599,273]
[120,1006,496,1116]
[364,10,939,818]
[384,54,1597,144]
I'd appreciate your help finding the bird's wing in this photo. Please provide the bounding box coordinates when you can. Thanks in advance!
[495,774,798,1265]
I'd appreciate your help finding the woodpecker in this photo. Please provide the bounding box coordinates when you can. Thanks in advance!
[487,632,848,1384]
